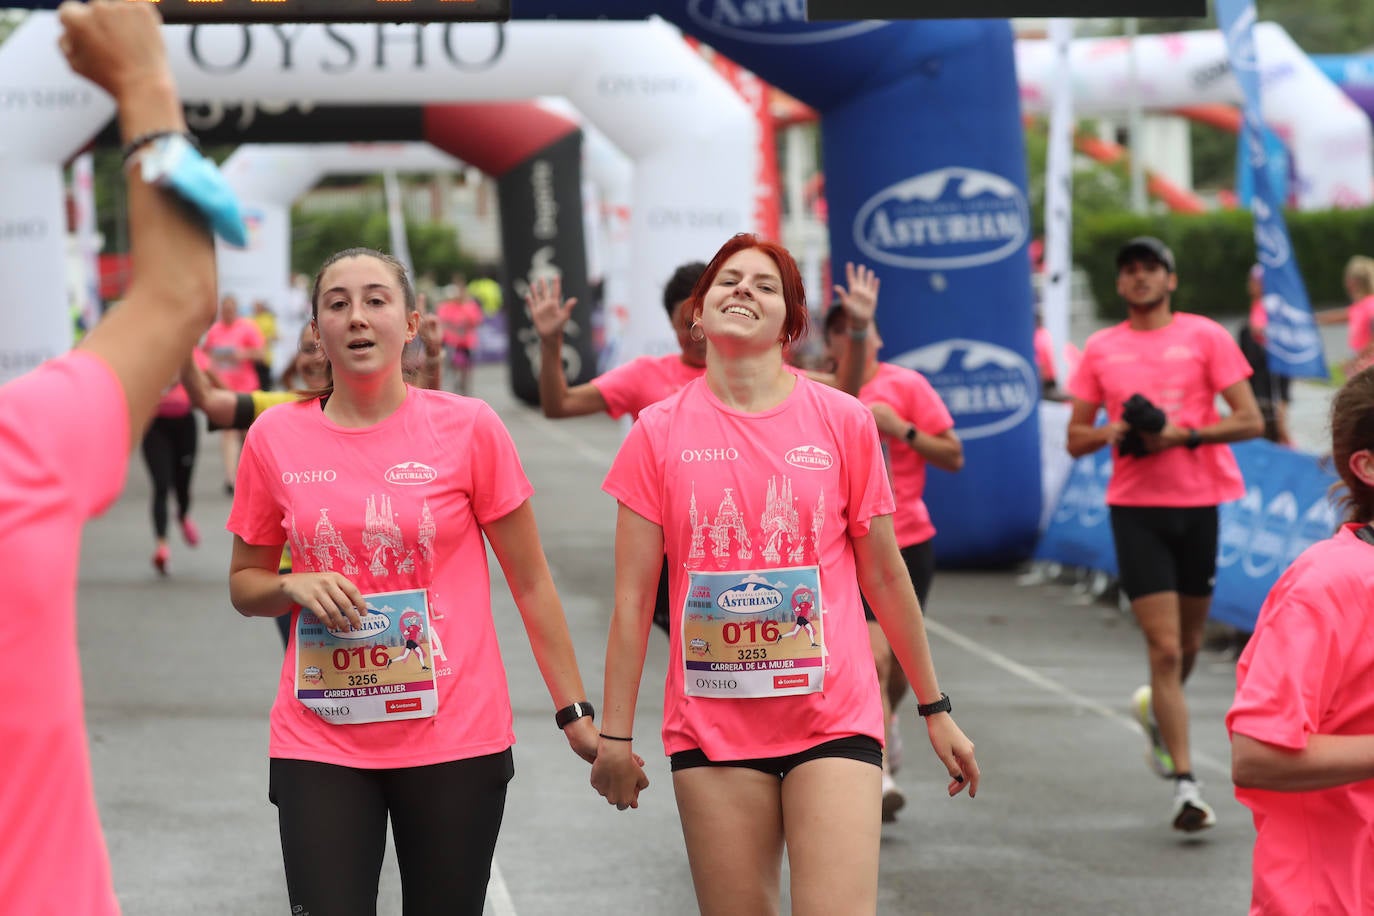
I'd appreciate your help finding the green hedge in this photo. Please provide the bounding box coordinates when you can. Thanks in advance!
[1075,208,1374,319]
[291,209,479,288]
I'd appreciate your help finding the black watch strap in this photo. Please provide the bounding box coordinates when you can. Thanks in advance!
[555,701,594,729]
[917,692,952,717]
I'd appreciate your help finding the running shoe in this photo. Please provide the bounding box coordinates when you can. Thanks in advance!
[887,711,904,776]
[881,770,906,823]
[1131,685,1175,778]
[152,544,169,576]
[1171,779,1217,833]
[180,516,201,548]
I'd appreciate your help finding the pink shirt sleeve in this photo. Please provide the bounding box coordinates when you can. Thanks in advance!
[1,350,131,518]
[1067,338,1104,405]
[591,357,650,421]
[1204,320,1253,392]
[1227,575,1340,751]
[602,418,663,525]
[842,402,897,538]
[467,402,534,525]
[228,425,287,546]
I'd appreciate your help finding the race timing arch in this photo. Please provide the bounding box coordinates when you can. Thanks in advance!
[517,2,1039,566]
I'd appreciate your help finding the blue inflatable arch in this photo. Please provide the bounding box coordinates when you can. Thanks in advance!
[519,2,1039,566]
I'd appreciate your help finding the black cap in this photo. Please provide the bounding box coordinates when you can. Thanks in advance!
[1116,236,1176,273]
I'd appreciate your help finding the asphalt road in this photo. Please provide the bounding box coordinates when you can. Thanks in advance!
[78,363,1259,915]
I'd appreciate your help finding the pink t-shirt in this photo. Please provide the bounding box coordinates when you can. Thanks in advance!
[202,317,265,393]
[0,351,129,915]
[591,354,706,421]
[438,298,483,350]
[1348,295,1374,369]
[603,374,895,760]
[1033,326,1057,383]
[1068,313,1251,507]
[1227,525,1374,916]
[227,387,533,769]
[858,362,954,548]
[1249,298,1268,343]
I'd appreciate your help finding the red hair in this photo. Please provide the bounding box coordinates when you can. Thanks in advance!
[687,234,809,346]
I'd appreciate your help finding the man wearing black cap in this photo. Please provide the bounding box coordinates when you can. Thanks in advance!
[1066,237,1263,833]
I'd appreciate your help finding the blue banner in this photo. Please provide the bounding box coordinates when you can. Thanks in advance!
[1233,123,1289,212]
[1215,0,1327,380]
[1035,439,1341,631]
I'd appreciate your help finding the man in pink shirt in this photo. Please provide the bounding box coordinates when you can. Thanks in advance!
[1067,237,1263,833]
[0,4,218,912]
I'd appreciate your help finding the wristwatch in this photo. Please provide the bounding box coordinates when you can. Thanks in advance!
[554,701,595,729]
[904,425,918,446]
[1185,428,1202,450]
[917,692,952,717]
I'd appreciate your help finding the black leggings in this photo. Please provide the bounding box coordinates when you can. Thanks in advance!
[140,414,197,539]
[269,752,514,916]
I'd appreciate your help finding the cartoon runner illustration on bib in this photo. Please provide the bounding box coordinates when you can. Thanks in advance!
[387,609,430,671]
[776,584,819,648]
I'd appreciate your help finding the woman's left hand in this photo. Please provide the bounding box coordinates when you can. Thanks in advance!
[925,713,980,798]
[564,717,601,764]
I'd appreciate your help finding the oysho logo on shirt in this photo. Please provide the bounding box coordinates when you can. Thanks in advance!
[386,461,438,485]
[785,445,834,471]
[281,469,337,484]
[681,447,740,463]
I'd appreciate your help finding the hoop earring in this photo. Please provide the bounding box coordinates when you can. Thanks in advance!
[689,321,705,342]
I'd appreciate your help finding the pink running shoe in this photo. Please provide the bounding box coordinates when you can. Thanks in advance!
[153,544,170,576]
[180,517,200,548]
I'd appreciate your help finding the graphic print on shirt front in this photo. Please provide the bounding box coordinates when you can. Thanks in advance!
[681,473,827,698]
[294,587,438,724]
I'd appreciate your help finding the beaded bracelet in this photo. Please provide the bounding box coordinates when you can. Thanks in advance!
[121,129,198,166]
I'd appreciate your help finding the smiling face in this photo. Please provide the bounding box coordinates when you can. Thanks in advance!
[695,247,788,353]
[311,254,418,381]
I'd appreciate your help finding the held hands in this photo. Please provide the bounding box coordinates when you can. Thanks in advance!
[925,713,980,798]
[57,0,171,103]
[280,572,368,633]
[590,741,651,811]
[563,717,602,765]
[832,262,880,330]
[526,277,578,342]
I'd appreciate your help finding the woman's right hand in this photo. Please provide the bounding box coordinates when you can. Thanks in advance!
[280,572,368,632]
[526,277,578,342]
[591,743,650,810]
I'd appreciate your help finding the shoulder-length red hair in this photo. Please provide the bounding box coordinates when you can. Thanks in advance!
[687,234,809,347]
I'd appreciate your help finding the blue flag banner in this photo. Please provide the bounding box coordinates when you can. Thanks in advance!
[1234,123,1289,212]
[1035,439,1342,632]
[1215,0,1328,379]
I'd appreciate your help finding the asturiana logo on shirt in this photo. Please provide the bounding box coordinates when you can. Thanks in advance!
[785,445,834,471]
[716,582,784,615]
[327,612,391,640]
[281,469,337,484]
[385,461,438,485]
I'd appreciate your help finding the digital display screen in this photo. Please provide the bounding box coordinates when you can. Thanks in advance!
[135,0,510,24]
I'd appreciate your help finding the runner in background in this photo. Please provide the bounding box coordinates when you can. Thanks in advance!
[200,293,264,494]
[437,274,484,396]
[141,371,201,575]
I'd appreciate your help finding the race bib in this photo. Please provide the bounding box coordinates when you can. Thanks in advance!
[294,588,438,725]
[682,567,825,699]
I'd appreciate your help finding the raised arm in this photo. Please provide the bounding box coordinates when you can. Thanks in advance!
[528,276,608,418]
[179,355,241,429]
[831,262,879,397]
[63,1,217,435]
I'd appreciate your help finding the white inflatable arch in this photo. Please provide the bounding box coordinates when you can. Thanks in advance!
[0,14,757,383]
[1015,23,1373,210]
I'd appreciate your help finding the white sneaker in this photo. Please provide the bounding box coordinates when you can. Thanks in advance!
[887,711,904,776]
[881,770,906,823]
[1171,779,1217,833]
[1131,685,1175,779]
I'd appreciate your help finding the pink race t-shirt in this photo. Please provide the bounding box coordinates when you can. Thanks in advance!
[202,317,265,393]
[227,387,533,769]
[1068,312,1251,507]
[858,362,954,548]
[603,374,895,761]
[0,350,130,915]
[591,353,705,421]
[438,298,484,351]
[1348,295,1374,369]
[1249,298,1269,343]
[1227,525,1374,916]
